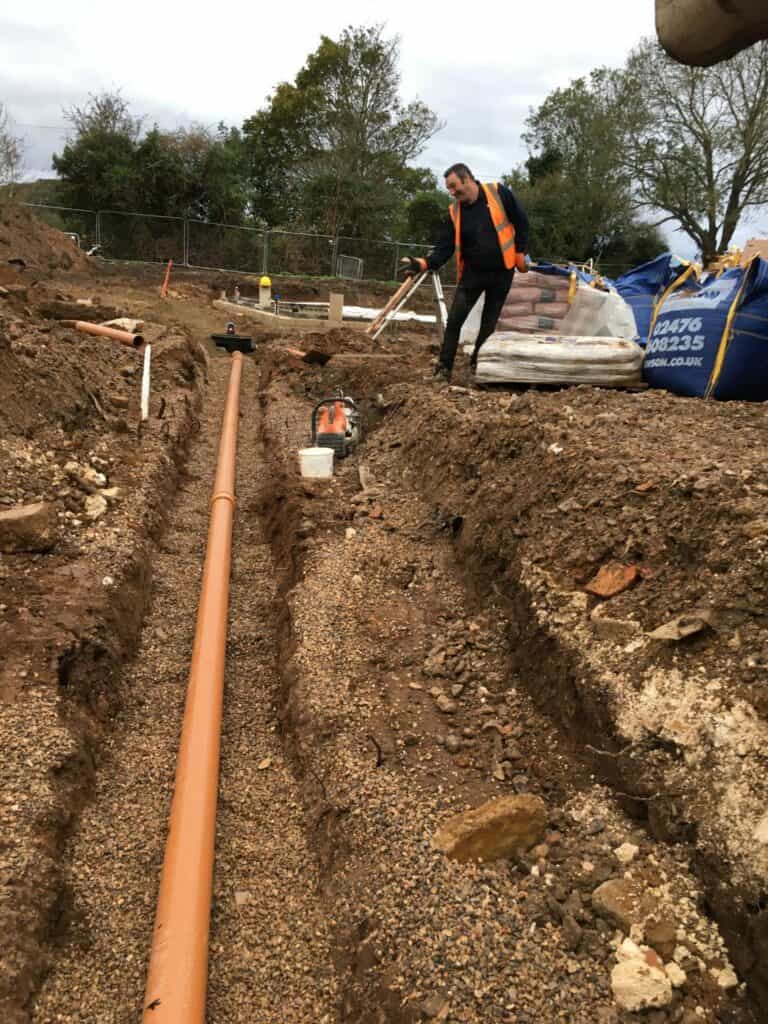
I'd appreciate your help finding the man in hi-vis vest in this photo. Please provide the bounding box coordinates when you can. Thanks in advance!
[400,163,530,381]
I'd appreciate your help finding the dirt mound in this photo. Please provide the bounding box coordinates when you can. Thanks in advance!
[299,326,378,355]
[0,203,91,274]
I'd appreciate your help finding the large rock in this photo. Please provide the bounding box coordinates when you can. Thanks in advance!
[592,878,659,933]
[65,461,107,493]
[611,960,673,1011]
[0,502,57,553]
[84,494,108,521]
[431,794,547,863]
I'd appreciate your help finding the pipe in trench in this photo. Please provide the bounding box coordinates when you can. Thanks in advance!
[62,319,144,347]
[141,351,243,1024]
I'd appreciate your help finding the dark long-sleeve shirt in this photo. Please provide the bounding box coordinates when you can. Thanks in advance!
[426,182,530,287]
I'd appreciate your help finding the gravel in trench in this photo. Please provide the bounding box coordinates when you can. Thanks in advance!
[31,351,335,1023]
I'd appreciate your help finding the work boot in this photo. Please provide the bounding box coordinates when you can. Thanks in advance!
[433,363,452,383]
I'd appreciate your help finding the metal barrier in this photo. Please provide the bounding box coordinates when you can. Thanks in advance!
[336,255,363,279]
[187,219,266,275]
[21,202,455,284]
[98,210,185,264]
[21,204,100,250]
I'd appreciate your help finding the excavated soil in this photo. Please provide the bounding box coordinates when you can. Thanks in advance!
[0,208,766,1024]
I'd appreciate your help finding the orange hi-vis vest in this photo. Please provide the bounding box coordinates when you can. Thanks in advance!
[449,181,521,282]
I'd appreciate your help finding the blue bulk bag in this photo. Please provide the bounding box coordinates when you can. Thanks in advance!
[642,257,768,401]
[615,254,696,344]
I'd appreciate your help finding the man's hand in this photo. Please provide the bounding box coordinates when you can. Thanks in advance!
[515,252,529,273]
[398,256,427,278]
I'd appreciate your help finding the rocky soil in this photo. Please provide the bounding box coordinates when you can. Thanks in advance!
[0,207,765,1023]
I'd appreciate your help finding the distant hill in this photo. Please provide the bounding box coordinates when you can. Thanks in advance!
[0,179,68,206]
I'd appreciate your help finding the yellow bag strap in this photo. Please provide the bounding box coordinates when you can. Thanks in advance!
[568,271,578,304]
[704,258,756,399]
[648,263,696,340]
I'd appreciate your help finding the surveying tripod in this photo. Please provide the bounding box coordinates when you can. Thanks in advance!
[367,271,449,341]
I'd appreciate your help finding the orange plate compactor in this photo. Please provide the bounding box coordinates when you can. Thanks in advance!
[311,392,359,458]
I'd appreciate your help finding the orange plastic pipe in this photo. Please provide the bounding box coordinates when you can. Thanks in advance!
[141,351,243,1024]
[64,319,144,347]
[160,259,173,298]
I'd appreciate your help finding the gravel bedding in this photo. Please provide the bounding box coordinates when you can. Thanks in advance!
[0,322,205,1023]
[31,352,335,1022]
[257,368,751,1024]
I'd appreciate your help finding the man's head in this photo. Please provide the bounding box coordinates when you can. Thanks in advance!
[444,163,480,204]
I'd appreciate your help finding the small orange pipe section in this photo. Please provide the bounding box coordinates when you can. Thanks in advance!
[160,259,173,298]
[63,319,144,347]
[141,351,243,1024]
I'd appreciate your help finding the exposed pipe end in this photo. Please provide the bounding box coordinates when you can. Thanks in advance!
[133,335,144,348]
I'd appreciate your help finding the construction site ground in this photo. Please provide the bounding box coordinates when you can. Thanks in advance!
[1,207,766,1024]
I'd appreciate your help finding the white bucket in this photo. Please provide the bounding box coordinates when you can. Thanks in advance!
[298,446,334,479]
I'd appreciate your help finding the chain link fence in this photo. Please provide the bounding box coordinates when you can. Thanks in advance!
[21,204,100,250]
[187,220,265,274]
[98,211,186,263]
[21,203,457,284]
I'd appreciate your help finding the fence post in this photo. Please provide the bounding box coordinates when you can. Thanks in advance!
[183,219,190,267]
[262,229,269,275]
[96,211,102,247]
[331,235,339,277]
[393,243,401,282]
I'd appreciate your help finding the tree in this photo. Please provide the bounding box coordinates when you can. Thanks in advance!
[521,69,646,265]
[53,90,141,210]
[403,188,448,243]
[242,25,442,236]
[0,104,23,189]
[53,92,250,225]
[134,124,248,222]
[524,40,768,267]
[62,90,142,140]
[622,38,768,264]
[502,153,665,273]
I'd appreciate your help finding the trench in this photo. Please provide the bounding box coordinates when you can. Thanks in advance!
[1,373,201,1024]
[22,336,761,1024]
[252,354,761,1024]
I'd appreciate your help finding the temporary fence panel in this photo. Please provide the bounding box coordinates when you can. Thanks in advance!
[21,204,100,251]
[335,237,398,283]
[18,203,456,289]
[98,211,185,264]
[267,231,335,277]
[643,257,768,401]
[187,220,266,275]
[336,255,364,280]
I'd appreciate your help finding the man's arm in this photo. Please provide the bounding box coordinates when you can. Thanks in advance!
[401,214,454,275]
[499,183,530,255]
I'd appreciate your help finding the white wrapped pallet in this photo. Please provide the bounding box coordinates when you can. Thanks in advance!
[475,332,644,386]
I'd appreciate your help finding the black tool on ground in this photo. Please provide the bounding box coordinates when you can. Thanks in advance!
[311,390,360,457]
[210,322,254,353]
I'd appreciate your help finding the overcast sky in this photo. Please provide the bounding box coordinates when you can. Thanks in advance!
[2,1,767,256]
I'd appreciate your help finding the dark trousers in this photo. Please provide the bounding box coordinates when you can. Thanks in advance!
[438,275,514,372]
